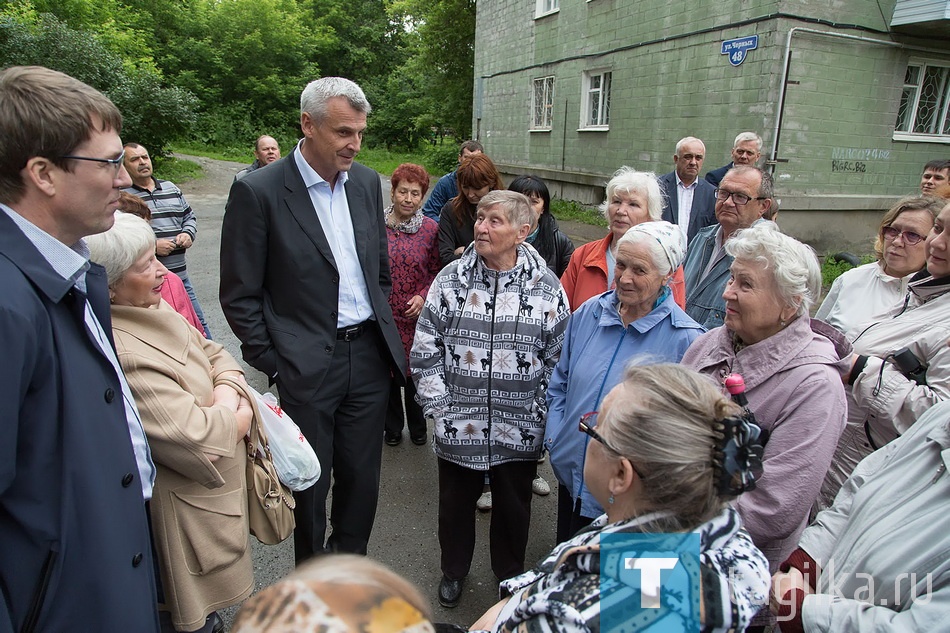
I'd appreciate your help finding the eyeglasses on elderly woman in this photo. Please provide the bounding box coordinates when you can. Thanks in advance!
[578,411,645,479]
[881,225,926,245]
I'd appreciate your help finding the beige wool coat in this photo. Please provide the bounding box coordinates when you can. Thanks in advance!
[112,301,253,632]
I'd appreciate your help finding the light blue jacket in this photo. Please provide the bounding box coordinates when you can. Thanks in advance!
[543,290,704,519]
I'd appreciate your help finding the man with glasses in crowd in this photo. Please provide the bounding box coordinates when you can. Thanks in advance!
[122,142,211,337]
[682,166,774,329]
[0,65,160,632]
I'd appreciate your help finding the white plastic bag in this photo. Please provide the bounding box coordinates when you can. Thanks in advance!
[250,388,321,491]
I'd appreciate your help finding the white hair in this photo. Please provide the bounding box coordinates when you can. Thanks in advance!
[675,136,705,155]
[300,77,371,121]
[599,166,664,221]
[733,132,762,150]
[85,212,156,286]
[478,190,535,230]
[725,222,821,316]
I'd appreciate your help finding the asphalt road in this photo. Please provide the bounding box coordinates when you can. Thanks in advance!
[179,155,597,629]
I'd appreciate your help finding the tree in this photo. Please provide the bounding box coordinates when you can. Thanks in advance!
[0,10,197,154]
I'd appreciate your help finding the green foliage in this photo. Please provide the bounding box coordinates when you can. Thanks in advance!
[424,142,461,175]
[0,10,197,155]
[550,199,608,228]
[821,254,875,286]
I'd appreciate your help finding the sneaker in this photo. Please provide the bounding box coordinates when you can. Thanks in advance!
[476,491,492,511]
[532,475,551,496]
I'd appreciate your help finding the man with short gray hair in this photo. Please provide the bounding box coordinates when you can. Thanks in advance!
[683,166,774,329]
[659,136,717,243]
[704,131,763,187]
[221,76,405,561]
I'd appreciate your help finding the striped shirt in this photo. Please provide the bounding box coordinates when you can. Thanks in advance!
[123,177,196,274]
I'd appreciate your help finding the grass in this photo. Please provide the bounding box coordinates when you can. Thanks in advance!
[170,142,250,163]
[550,198,607,228]
[153,154,204,184]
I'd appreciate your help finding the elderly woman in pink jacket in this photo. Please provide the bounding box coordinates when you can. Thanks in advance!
[681,223,850,573]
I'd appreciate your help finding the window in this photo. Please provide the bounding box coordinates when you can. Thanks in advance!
[581,71,611,129]
[532,77,555,130]
[895,61,950,141]
[535,0,558,17]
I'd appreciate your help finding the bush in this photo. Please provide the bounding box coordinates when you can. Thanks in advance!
[0,12,197,156]
[424,143,460,175]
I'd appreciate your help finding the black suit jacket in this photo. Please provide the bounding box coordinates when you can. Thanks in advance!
[704,162,734,187]
[220,153,406,406]
[658,171,717,244]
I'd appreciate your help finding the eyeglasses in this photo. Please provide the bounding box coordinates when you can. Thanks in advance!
[60,149,126,176]
[578,412,646,478]
[882,226,926,245]
[714,188,767,207]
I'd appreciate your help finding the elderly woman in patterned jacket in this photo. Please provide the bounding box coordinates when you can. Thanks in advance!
[411,190,571,609]
[471,364,770,633]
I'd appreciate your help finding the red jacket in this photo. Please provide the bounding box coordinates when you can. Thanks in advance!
[560,233,686,312]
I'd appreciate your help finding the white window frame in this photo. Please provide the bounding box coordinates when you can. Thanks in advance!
[531,76,555,131]
[535,0,559,18]
[580,70,611,131]
[893,59,950,144]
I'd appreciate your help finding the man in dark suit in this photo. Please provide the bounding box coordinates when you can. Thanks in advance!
[220,77,405,561]
[0,66,160,632]
[704,131,762,187]
[659,136,717,244]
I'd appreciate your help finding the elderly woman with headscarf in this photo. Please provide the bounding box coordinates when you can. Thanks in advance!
[560,167,686,311]
[545,221,704,542]
[472,364,770,633]
[816,196,942,334]
[681,222,850,573]
[86,212,254,633]
[411,191,571,609]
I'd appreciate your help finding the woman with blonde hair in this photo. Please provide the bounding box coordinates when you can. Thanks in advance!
[472,363,770,632]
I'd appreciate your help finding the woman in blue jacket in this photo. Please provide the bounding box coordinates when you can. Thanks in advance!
[544,221,704,542]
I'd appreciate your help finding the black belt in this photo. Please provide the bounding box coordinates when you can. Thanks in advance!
[337,320,371,342]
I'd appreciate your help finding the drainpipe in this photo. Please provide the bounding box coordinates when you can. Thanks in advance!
[769,27,936,172]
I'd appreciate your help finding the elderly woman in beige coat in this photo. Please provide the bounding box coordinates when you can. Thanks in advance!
[87,213,254,633]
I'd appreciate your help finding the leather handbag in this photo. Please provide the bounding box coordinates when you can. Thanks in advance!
[218,376,296,545]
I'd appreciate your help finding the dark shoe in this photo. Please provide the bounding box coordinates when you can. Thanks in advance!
[385,431,402,446]
[438,575,464,608]
[410,433,427,445]
[209,613,225,633]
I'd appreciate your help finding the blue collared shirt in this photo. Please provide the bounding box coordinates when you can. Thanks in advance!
[0,204,156,500]
[293,141,375,328]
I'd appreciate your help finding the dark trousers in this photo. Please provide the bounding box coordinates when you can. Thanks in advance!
[556,484,595,544]
[438,458,536,582]
[281,325,392,562]
[385,378,426,439]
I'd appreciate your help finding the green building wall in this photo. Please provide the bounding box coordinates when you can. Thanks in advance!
[474,0,950,250]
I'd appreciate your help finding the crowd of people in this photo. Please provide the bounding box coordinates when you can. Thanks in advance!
[2,63,949,633]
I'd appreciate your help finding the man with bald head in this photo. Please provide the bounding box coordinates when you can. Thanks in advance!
[235,134,281,181]
[659,136,717,243]
[683,165,774,329]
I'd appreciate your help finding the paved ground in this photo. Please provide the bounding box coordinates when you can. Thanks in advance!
[178,154,602,629]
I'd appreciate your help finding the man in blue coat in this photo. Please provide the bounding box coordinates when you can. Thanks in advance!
[0,66,160,633]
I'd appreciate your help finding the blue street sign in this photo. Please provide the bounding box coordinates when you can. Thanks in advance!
[721,35,759,66]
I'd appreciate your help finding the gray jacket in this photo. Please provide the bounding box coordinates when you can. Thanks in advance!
[683,224,731,329]
[800,399,950,632]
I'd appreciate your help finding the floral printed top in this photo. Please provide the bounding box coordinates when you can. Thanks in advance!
[386,207,441,374]
[485,507,769,633]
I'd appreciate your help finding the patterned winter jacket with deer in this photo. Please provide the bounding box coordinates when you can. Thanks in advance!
[411,242,571,469]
